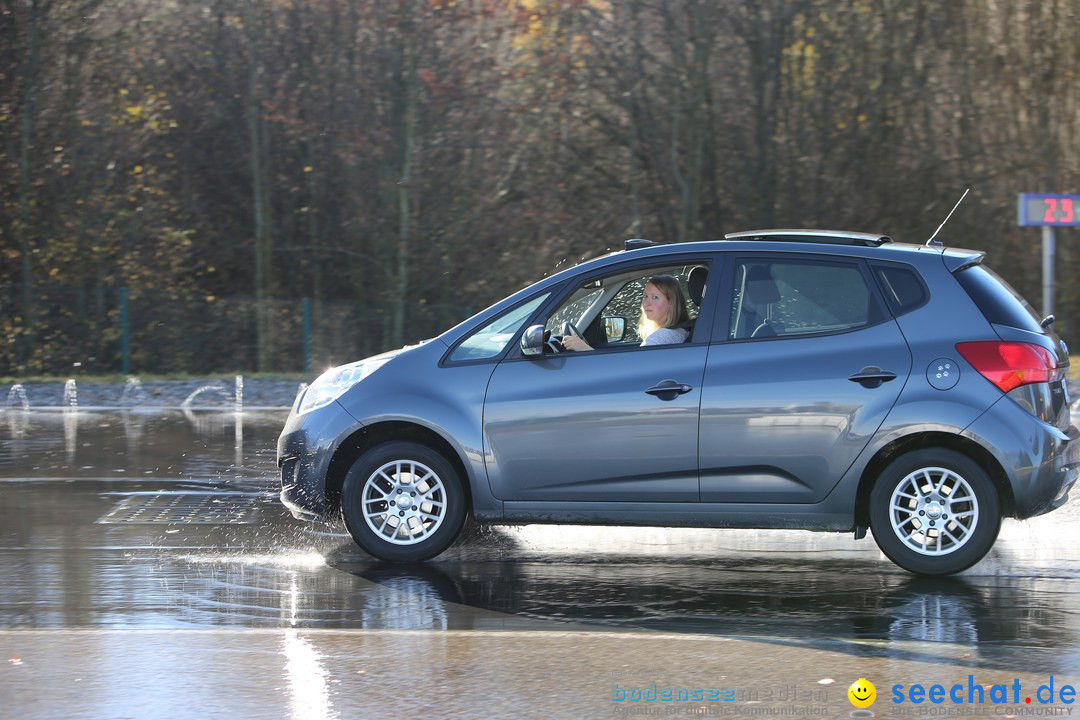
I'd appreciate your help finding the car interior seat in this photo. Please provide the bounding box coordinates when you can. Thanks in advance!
[675,265,708,342]
[744,265,782,338]
[687,265,707,307]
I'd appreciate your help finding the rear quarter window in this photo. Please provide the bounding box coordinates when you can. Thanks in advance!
[872,264,928,316]
[955,265,1043,333]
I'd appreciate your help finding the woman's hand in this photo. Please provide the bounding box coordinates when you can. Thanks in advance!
[561,334,593,352]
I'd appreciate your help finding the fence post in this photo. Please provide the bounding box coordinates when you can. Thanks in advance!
[302,297,312,373]
[120,287,131,375]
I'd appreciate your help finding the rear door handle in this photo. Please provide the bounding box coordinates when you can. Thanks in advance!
[848,366,897,389]
[645,379,693,400]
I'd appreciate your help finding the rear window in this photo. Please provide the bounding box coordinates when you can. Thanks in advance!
[955,265,1043,333]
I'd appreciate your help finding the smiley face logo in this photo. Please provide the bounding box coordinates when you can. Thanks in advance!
[848,678,876,708]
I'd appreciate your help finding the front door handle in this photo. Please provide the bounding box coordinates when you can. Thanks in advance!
[848,366,898,389]
[645,379,693,401]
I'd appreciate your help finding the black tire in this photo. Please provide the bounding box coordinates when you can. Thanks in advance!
[341,441,467,562]
[869,448,1001,576]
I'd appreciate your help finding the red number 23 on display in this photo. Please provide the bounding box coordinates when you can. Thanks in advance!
[1044,198,1076,223]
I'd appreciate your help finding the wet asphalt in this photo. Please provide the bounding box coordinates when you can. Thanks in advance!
[1,407,1079,719]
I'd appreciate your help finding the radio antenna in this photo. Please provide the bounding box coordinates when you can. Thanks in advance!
[927,188,970,246]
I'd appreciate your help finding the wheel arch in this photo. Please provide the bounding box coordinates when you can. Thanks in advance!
[855,431,1015,528]
[324,421,473,516]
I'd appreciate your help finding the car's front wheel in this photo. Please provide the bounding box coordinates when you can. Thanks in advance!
[341,441,466,562]
[869,448,1001,576]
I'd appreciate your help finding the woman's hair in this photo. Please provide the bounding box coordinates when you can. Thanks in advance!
[638,274,691,338]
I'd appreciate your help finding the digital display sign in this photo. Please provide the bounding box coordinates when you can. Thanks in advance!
[1018,193,1080,226]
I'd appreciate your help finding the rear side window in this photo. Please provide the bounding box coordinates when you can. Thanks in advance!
[955,265,1043,333]
[729,258,881,340]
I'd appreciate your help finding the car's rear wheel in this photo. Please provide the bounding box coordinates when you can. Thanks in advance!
[341,441,466,562]
[869,448,1001,576]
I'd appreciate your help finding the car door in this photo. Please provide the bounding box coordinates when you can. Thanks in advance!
[482,260,716,503]
[698,254,911,503]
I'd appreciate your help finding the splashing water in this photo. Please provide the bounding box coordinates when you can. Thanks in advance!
[6,384,29,410]
[180,383,232,409]
[63,379,78,408]
[120,376,149,406]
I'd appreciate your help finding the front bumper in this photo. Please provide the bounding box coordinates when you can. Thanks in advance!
[276,399,363,521]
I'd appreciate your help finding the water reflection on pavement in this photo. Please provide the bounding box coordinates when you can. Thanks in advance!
[2,410,1080,718]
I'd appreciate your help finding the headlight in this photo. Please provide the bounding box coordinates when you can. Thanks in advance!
[296,356,392,415]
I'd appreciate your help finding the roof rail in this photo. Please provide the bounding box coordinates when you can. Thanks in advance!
[723,229,893,247]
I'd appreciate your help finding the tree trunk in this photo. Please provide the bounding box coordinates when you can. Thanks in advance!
[15,0,45,366]
[391,13,418,349]
[245,0,272,371]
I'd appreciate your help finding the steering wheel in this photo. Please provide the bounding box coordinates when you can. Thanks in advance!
[544,321,583,353]
[543,329,564,353]
[548,321,586,353]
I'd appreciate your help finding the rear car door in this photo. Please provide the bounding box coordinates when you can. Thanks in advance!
[699,254,912,502]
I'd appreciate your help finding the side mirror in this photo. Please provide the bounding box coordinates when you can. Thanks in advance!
[520,324,546,357]
[602,316,626,342]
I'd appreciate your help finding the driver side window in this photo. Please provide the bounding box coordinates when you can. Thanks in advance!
[545,264,702,349]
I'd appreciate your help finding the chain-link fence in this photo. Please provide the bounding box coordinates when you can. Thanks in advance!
[0,284,471,376]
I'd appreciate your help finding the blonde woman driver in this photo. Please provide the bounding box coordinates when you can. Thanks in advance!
[561,275,691,351]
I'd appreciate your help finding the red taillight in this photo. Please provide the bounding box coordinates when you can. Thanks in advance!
[955,341,1057,393]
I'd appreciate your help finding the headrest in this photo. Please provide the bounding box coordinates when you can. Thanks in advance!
[746,266,780,304]
[687,265,708,306]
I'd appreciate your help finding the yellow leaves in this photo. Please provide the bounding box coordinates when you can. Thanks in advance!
[784,39,818,94]
[837,115,869,132]
[132,165,144,174]
[304,165,314,173]
[115,88,175,134]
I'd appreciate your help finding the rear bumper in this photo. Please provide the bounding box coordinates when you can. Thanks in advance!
[1039,424,1080,515]
[276,400,363,521]
[964,399,1080,518]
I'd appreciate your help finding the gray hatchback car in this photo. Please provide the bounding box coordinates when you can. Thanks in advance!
[277,229,1079,575]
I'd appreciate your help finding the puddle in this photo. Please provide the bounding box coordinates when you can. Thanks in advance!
[1,411,1079,674]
